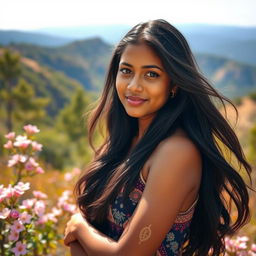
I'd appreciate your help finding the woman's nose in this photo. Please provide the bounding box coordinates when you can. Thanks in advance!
[127,75,143,91]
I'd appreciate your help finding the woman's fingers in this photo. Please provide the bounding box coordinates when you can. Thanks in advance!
[64,232,77,246]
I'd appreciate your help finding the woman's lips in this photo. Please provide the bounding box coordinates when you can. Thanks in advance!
[126,96,148,106]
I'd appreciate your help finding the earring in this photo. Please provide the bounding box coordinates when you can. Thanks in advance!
[170,91,176,98]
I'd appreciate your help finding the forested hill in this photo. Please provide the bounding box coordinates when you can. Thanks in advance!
[6,37,256,99]
[8,37,112,91]
[20,56,87,118]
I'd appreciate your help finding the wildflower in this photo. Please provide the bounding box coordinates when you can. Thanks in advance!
[19,211,32,224]
[8,154,28,167]
[11,241,27,256]
[64,172,73,181]
[23,124,40,135]
[15,182,30,193]
[34,200,46,217]
[37,215,48,225]
[33,191,47,199]
[11,220,25,233]
[8,230,19,241]
[48,213,58,222]
[0,208,11,219]
[36,167,44,174]
[20,199,36,209]
[31,141,43,151]
[62,203,76,214]
[4,140,13,149]
[13,135,31,149]
[24,157,39,171]
[10,210,20,219]
[251,244,256,252]
[5,132,16,140]
[51,207,62,217]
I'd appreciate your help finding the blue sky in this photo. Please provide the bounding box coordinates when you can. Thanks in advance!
[0,0,255,30]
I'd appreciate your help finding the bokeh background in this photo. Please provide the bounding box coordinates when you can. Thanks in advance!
[0,0,255,255]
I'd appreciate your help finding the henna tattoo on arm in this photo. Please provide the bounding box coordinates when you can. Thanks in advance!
[138,224,152,245]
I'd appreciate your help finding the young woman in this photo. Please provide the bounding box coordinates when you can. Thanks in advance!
[63,19,252,255]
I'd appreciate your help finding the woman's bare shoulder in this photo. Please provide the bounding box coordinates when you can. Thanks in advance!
[148,128,201,166]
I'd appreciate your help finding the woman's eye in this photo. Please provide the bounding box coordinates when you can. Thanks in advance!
[119,68,131,74]
[146,71,159,78]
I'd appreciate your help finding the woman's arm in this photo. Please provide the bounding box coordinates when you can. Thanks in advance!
[65,137,202,256]
[69,241,88,256]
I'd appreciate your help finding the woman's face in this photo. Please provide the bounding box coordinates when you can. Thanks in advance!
[116,43,171,122]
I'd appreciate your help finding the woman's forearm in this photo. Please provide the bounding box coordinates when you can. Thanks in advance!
[70,241,89,256]
[76,221,118,256]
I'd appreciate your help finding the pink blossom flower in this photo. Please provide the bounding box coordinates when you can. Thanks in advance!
[19,211,32,224]
[252,244,256,252]
[4,183,29,199]
[10,210,20,219]
[23,124,40,135]
[4,185,15,198]
[31,141,43,151]
[46,213,57,223]
[237,242,247,250]
[24,157,39,171]
[37,215,48,225]
[13,135,31,149]
[8,154,28,167]
[62,203,76,214]
[64,172,73,181]
[34,200,46,217]
[5,132,16,140]
[0,185,7,202]
[20,199,36,209]
[0,208,11,219]
[15,182,30,192]
[33,190,47,199]
[11,220,25,233]
[4,140,13,149]
[237,236,249,243]
[8,230,19,241]
[11,241,27,256]
[35,166,44,174]
[72,167,81,175]
[51,207,62,217]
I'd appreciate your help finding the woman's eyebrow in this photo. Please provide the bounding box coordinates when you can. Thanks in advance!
[120,61,164,72]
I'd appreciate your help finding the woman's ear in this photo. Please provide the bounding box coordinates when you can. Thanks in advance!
[172,85,178,94]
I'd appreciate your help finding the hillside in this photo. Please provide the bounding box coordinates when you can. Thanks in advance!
[196,54,256,98]
[8,37,112,91]
[6,39,256,98]
[0,48,89,120]
[221,96,256,153]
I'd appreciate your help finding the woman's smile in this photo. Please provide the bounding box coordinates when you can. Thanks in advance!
[126,95,148,106]
[116,43,171,121]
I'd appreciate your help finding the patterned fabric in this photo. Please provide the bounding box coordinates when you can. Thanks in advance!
[102,172,198,255]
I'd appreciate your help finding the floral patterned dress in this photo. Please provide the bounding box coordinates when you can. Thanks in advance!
[102,171,198,255]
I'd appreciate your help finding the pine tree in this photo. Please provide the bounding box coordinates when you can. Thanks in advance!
[0,49,21,131]
[12,79,50,125]
[56,88,90,140]
[0,49,49,131]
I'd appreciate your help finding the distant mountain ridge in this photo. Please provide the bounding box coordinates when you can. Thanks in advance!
[0,30,74,47]
[0,24,255,66]
[5,37,256,99]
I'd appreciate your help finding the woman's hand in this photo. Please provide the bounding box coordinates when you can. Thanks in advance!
[64,212,87,246]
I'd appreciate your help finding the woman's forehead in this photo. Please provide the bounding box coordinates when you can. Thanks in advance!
[119,43,164,68]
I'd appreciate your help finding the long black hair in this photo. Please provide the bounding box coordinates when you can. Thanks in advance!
[75,19,252,255]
